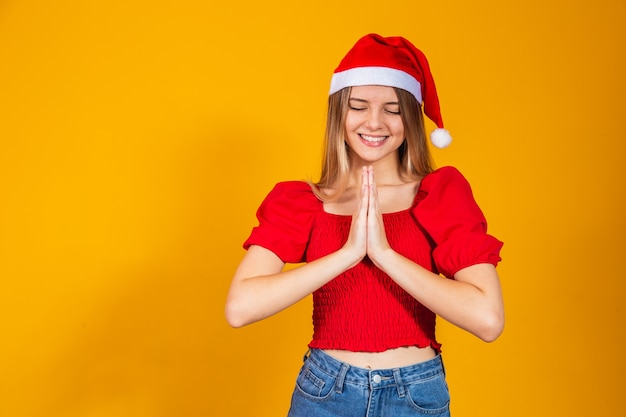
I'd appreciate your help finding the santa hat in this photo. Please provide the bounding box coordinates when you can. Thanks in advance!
[330,34,452,148]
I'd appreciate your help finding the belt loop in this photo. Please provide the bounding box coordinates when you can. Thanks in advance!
[302,348,311,363]
[335,363,349,394]
[439,355,446,377]
[393,368,405,398]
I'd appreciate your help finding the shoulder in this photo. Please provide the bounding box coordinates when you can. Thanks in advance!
[413,166,502,277]
[245,181,321,262]
[272,180,318,194]
[259,180,322,214]
[266,181,321,203]
[412,166,486,232]
[421,166,469,188]
[417,166,474,202]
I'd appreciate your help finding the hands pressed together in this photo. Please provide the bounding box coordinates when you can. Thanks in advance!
[228,165,505,340]
[343,166,393,268]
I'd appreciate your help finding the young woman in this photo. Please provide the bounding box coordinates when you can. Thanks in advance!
[225,33,504,417]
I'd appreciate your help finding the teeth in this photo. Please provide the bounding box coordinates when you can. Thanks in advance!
[360,134,388,142]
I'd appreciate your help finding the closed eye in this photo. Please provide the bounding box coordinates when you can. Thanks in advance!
[348,98,367,111]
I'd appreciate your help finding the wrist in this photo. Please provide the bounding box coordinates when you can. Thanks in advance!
[338,245,365,270]
[369,246,396,270]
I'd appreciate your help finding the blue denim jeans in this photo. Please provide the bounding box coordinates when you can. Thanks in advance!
[287,349,450,417]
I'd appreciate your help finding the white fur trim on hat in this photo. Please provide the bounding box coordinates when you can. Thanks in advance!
[329,66,423,104]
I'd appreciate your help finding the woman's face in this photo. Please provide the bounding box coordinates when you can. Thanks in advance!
[344,85,405,167]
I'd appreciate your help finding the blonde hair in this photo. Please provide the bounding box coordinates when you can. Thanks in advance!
[312,87,434,201]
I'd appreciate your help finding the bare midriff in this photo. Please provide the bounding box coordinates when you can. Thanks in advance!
[323,345,436,370]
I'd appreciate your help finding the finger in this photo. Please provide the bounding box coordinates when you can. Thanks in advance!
[360,166,369,214]
[348,167,369,255]
[351,167,368,238]
[368,166,378,215]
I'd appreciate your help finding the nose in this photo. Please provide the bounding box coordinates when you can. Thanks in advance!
[364,109,384,130]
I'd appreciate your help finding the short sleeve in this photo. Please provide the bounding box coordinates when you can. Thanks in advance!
[243,181,321,263]
[412,166,503,278]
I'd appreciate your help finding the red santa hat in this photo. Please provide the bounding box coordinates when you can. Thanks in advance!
[330,33,452,148]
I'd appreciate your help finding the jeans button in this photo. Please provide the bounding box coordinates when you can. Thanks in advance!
[372,374,381,383]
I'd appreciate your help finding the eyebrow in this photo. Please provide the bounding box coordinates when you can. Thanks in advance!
[349,98,400,105]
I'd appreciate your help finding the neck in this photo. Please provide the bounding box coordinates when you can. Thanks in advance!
[349,157,403,186]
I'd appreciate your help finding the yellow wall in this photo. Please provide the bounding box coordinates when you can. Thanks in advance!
[1,1,624,416]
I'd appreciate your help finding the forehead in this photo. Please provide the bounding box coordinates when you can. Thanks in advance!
[349,85,398,101]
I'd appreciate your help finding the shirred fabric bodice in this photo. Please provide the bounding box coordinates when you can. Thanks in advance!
[243,166,503,352]
[306,209,440,352]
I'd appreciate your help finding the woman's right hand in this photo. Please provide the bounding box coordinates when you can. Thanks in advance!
[341,167,369,268]
[226,167,372,327]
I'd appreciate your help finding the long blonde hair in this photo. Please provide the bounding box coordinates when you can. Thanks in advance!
[312,86,434,201]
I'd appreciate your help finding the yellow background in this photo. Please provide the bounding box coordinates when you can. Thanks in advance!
[1,1,624,416]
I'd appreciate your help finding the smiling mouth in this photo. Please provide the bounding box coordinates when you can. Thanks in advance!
[359,134,389,143]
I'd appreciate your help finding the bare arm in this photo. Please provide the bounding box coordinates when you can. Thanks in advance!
[227,167,504,340]
[225,245,361,327]
[372,254,504,342]
[225,179,370,328]
[364,167,504,342]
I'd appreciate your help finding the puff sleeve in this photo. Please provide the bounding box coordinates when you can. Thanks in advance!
[412,166,503,278]
[243,181,320,263]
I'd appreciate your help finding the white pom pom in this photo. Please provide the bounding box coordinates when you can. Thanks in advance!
[430,128,452,148]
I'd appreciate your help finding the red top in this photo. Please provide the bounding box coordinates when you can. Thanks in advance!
[243,166,503,352]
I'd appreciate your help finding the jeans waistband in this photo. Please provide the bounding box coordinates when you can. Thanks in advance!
[304,348,445,394]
